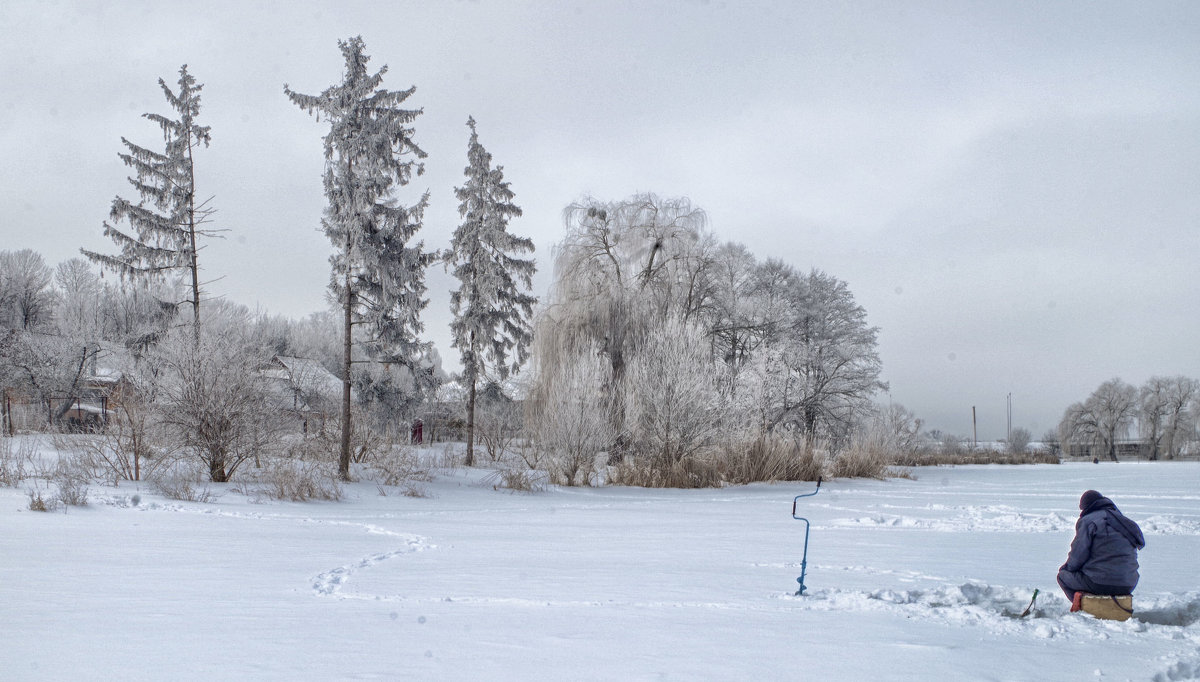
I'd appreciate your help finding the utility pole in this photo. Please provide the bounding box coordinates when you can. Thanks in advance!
[972,406,977,449]
[1007,393,1012,444]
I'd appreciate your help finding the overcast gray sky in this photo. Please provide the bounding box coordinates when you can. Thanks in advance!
[2,1,1198,440]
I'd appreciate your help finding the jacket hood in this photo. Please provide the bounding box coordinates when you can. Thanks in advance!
[1107,510,1147,550]
[1081,495,1116,517]
[1082,497,1147,550]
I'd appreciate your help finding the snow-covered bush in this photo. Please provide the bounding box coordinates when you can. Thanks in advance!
[295,407,388,466]
[247,458,343,502]
[482,464,547,493]
[527,353,610,486]
[48,454,90,506]
[364,445,431,489]
[26,486,55,512]
[148,460,217,503]
[156,325,282,483]
[620,315,723,486]
[607,455,723,489]
[473,388,524,463]
[0,436,37,486]
[70,399,175,485]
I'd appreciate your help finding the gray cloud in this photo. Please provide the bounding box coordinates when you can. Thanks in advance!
[2,0,1197,439]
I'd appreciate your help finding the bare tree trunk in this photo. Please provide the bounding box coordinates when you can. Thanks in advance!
[339,259,353,481]
[209,455,229,483]
[187,134,201,350]
[51,345,94,423]
[464,372,476,467]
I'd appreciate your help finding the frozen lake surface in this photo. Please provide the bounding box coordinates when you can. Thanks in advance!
[2,440,1197,681]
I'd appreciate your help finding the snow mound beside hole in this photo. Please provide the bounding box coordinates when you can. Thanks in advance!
[1135,593,1200,627]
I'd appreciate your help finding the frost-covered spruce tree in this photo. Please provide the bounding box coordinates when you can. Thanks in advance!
[448,117,537,467]
[285,36,434,480]
[82,65,212,346]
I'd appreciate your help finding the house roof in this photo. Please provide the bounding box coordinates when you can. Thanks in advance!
[272,356,342,395]
[262,356,347,415]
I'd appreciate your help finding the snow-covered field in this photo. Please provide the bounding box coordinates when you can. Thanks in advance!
[2,438,1198,681]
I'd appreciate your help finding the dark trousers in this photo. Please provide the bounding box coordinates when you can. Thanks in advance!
[1056,567,1133,600]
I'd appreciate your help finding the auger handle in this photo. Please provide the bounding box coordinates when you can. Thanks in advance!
[792,476,822,517]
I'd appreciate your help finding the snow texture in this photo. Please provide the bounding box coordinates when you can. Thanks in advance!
[1,439,1198,681]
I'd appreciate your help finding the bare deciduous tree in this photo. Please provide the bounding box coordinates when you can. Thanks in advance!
[1007,427,1032,454]
[1059,378,1138,462]
[157,322,279,483]
[536,194,711,450]
[0,329,103,427]
[1149,376,1199,460]
[53,258,103,338]
[0,250,54,331]
[1139,376,1173,460]
[765,268,886,445]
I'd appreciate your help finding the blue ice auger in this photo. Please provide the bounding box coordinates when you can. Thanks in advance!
[791,477,822,596]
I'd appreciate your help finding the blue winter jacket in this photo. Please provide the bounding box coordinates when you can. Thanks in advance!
[1065,496,1146,591]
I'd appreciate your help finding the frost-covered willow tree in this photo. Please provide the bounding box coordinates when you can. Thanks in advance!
[530,193,886,485]
[82,65,212,346]
[448,117,537,467]
[285,36,435,479]
[530,194,712,452]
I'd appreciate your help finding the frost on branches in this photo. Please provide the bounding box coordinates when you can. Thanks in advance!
[285,36,437,479]
[448,117,537,466]
[528,194,886,486]
[81,65,212,345]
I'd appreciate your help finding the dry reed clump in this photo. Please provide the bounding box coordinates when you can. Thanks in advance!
[606,455,724,489]
[720,435,825,484]
[891,449,1060,467]
[27,486,56,512]
[599,434,829,488]
[828,436,892,480]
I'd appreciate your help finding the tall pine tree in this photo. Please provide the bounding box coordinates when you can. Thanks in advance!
[82,65,212,346]
[285,37,434,479]
[448,117,537,466]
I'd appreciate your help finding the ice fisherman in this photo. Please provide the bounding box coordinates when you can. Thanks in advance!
[1056,490,1146,602]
